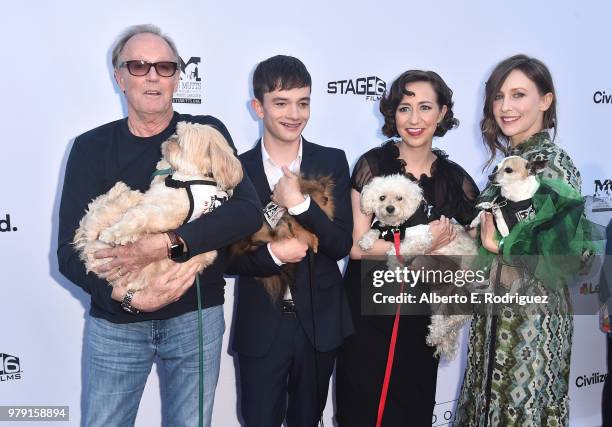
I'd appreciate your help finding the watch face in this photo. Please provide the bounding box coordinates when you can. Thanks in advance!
[169,243,183,259]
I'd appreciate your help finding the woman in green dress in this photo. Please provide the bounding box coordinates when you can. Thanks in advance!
[454,54,583,426]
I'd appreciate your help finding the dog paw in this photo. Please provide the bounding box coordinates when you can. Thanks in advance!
[358,231,378,251]
[358,237,373,251]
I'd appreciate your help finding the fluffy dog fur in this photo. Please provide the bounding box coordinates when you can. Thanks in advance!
[230,176,335,301]
[359,174,477,257]
[359,174,477,359]
[73,122,243,291]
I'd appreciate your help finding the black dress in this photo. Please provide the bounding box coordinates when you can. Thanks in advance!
[335,141,479,427]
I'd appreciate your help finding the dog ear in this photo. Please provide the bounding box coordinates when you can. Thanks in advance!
[207,127,244,190]
[176,121,188,139]
[161,135,181,170]
[359,180,377,215]
[526,158,548,175]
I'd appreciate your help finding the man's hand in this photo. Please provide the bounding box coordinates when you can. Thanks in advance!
[480,212,500,254]
[270,238,308,263]
[95,233,169,277]
[428,215,457,253]
[272,166,305,209]
[111,264,199,312]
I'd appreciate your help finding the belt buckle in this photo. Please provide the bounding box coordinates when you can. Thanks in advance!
[281,299,296,316]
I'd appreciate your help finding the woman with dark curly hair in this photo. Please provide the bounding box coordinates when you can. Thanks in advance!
[335,70,479,426]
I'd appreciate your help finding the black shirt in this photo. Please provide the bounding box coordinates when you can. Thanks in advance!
[57,112,262,323]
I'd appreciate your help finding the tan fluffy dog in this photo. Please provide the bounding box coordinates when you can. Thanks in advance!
[230,176,335,301]
[74,122,243,291]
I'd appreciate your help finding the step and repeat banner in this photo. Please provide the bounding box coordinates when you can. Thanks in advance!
[1,1,611,426]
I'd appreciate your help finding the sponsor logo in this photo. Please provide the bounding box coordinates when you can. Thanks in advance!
[591,179,612,212]
[0,214,18,232]
[593,91,612,104]
[173,56,202,104]
[327,76,386,101]
[575,371,607,388]
[579,282,599,295]
[0,353,22,382]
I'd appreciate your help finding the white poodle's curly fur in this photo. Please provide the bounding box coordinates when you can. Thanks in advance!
[73,121,243,292]
[359,174,477,360]
[359,174,477,257]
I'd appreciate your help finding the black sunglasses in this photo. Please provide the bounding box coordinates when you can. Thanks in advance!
[120,60,178,77]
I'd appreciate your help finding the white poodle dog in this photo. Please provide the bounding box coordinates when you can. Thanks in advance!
[73,122,243,292]
[359,174,477,359]
[359,174,477,257]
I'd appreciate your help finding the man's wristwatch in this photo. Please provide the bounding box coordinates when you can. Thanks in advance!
[120,289,140,314]
[166,230,185,259]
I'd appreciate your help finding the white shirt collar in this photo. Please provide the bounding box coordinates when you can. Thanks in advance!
[261,136,303,170]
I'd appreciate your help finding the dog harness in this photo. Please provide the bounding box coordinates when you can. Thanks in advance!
[372,199,430,241]
[477,197,535,237]
[164,175,229,225]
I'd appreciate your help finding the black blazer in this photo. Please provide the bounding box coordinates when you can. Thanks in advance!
[228,138,354,357]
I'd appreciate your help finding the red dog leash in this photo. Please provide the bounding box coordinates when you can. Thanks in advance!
[376,231,404,427]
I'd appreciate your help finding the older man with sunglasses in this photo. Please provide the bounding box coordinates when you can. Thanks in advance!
[57,24,261,427]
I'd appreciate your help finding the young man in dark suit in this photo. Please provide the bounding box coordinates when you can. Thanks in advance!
[228,55,353,426]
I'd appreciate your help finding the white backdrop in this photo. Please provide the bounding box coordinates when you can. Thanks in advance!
[1,1,611,426]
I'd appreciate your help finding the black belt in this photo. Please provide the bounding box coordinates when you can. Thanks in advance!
[281,299,296,315]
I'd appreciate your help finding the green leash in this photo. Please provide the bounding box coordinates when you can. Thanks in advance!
[195,275,204,427]
[156,165,203,424]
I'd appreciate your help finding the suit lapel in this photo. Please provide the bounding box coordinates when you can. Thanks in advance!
[242,139,272,204]
[299,137,316,178]
[243,138,316,204]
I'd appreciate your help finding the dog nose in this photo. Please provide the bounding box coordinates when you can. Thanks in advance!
[386,205,395,214]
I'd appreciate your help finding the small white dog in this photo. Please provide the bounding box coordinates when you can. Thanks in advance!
[359,174,477,257]
[73,122,243,291]
[359,174,477,359]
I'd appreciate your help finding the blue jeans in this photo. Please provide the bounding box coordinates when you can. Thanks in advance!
[83,306,224,427]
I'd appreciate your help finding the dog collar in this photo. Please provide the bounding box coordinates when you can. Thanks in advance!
[151,167,174,178]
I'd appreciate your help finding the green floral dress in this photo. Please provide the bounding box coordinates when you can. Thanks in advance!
[454,131,582,427]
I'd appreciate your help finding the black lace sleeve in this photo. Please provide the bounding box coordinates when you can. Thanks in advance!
[428,152,480,225]
[456,172,480,225]
[350,154,374,193]
[351,141,407,193]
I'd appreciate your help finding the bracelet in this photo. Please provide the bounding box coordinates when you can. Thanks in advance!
[120,289,140,314]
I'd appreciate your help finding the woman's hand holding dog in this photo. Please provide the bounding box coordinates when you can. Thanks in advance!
[270,238,309,263]
[480,212,500,254]
[111,264,199,312]
[428,215,457,254]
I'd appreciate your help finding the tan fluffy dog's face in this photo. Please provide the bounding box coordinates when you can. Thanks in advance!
[161,122,243,190]
[360,174,423,227]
